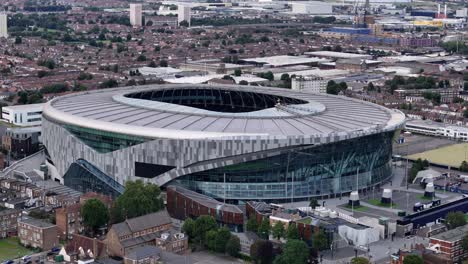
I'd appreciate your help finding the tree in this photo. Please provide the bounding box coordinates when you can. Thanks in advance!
[258,218,271,239]
[460,160,468,172]
[160,60,168,67]
[222,75,235,81]
[234,69,242,76]
[182,218,195,241]
[309,198,319,209]
[403,254,423,264]
[272,221,285,240]
[286,224,299,240]
[239,80,249,85]
[179,20,189,27]
[15,36,22,44]
[226,235,241,257]
[193,215,217,245]
[110,180,164,223]
[312,230,328,251]
[205,229,218,251]
[137,55,147,61]
[446,211,467,229]
[250,240,274,264]
[247,216,258,232]
[280,73,290,81]
[81,198,109,234]
[462,233,468,252]
[214,227,231,252]
[351,257,370,264]
[273,239,309,264]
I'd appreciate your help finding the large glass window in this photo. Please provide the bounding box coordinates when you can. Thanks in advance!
[175,131,395,201]
[63,124,150,153]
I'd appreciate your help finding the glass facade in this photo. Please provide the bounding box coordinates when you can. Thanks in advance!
[63,124,149,153]
[63,159,125,198]
[175,131,395,202]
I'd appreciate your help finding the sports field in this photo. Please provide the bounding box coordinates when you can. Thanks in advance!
[406,143,468,168]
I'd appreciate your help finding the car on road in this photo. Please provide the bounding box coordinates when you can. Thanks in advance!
[3,260,14,264]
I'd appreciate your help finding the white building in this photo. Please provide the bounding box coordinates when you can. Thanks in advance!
[1,103,44,127]
[405,119,468,141]
[129,4,143,27]
[291,2,332,14]
[291,76,327,93]
[178,5,191,26]
[0,14,7,38]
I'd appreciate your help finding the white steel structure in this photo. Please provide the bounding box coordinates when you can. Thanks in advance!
[129,4,143,27]
[291,2,332,14]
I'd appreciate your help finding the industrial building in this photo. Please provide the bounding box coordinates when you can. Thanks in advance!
[291,2,332,15]
[42,84,405,202]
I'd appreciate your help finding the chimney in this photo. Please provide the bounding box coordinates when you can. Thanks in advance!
[444,4,447,16]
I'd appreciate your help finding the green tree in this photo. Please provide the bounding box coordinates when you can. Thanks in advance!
[81,198,109,234]
[239,80,249,85]
[312,230,328,251]
[460,160,468,172]
[309,198,319,209]
[179,20,189,27]
[215,227,231,252]
[280,73,290,81]
[272,221,285,240]
[15,36,22,44]
[246,216,258,232]
[234,69,242,76]
[258,218,271,239]
[273,239,309,264]
[182,218,195,241]
[193,215,217,245]
[110,180,164,223]
[462,233,468,251]
[351,257,370,264]
[205,229,218,250]
[403,254,423,264]
[286,224,300,240]
[160,60,168,67]
[250,240,274,264]
[225,235,241,257]
[446,211,467,229]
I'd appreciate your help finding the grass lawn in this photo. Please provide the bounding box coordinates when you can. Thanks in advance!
[297,217,312,224]
[418,195,436,201]
[344,205,369,212]
[406,143,468,168]
[367,199,397,208]
[0,237,34,261]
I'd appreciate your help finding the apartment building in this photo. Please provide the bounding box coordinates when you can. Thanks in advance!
[55,203,83,240]
[429,225,468,262]
[0,209,21,238]
[18,218,59,250]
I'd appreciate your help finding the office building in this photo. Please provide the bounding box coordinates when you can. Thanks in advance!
[177,5,191,26]
[1,103,44,127]
[0,14,7,38]
[291,76,327,93]
[129,4,142,27]
[42,84,405,202]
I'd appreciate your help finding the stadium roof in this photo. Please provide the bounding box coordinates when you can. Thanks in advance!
[43,84,405,140]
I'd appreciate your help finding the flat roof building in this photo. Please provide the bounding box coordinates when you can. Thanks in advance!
[1,103,44,127]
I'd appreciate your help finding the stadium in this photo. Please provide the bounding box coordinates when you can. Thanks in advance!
[42,84,405,202]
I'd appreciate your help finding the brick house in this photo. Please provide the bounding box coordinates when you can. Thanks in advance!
[0,209,21,238]
[18,218,59,250]
[106,210,187,257]
[429,225,468,262]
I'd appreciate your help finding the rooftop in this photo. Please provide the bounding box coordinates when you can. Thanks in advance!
[19,218,56,228]
[44,84,405,140]
[431,224,468,242]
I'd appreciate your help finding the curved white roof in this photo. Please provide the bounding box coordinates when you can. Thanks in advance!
[43,84,405,140]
